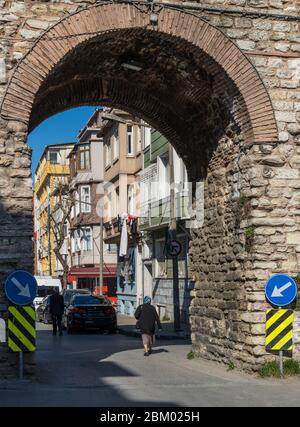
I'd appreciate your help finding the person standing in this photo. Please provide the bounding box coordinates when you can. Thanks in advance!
[135,296,162,356]
[49,288,65,336]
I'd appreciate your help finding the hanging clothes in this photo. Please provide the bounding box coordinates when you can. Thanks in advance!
[127,246,136,283]
[130,218,138,236]
[118,255,126,278]
[119,213,128,257]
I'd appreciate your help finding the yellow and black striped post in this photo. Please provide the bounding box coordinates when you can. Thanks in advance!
[7,306,36,353]
[265,309,294,352]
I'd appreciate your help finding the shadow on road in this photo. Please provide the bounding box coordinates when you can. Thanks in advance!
[14,325,190,407]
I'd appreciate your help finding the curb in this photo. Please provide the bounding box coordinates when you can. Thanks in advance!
[117,327,190,341]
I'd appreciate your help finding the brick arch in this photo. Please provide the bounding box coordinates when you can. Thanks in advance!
[0,2,277,144]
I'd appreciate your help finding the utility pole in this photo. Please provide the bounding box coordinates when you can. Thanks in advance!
[169,145,181,331]
[99,185,104,296]
[47,196,52,276]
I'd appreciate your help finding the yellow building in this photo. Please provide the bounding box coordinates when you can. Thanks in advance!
[34,143,75,277]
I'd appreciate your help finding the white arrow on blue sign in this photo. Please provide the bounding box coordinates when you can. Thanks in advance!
[5,271,38,306]
[265,274,298,307]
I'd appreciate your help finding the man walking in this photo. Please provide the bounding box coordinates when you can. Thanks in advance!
[49,288,65,336]
[135,296,162,356]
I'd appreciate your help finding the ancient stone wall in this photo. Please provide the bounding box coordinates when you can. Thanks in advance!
[0,0,299,372]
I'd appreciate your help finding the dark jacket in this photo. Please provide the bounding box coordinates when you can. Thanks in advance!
[134,304,162,335]
[49,293,65,316]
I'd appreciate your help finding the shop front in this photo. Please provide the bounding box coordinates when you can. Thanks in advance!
[68,264,118,305]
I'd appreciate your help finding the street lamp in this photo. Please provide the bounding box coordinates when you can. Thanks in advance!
[121,59,143,72]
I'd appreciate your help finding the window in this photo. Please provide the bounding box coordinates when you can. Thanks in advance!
[142,126,151,150]
[127,125,133,155]
[63,223,68,237]
[75,190,80,216]
[78,144,91,170]
[75,229,81,252]
[107,192,112,220]
[128,184,135,215]
[81,227,92,251]
[71,152,77,177]
[106,243,117,253]
[105,143,111,167]
[155,239,169,278]
[49,151,58,164]
[158,156,169,200]
[112,132,119,161]
[81,186,91,213]
[115,188,119,218]
[173,149,188,192]
[137,126,141,153]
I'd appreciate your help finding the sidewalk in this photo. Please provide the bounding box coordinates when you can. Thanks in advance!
[117,314,191,340]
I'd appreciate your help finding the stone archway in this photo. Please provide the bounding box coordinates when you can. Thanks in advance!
[0,3,282,370]
[1,4,277,144]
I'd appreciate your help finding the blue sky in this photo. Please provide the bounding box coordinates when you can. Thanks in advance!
[28,106,99,174]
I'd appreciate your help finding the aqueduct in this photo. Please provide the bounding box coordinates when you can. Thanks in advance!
[0,0,300,372]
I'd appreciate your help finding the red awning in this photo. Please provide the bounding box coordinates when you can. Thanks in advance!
[69,265,117,279]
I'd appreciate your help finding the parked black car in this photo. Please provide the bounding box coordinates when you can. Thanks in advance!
[36,295,52,324]
[64,295,117,333]
[61,289,92,328]
[61,288,91,306]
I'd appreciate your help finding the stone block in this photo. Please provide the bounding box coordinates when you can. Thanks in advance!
[241,312,265,324]
[275,111,296,123]
[271,32,286,41]
[287,123,300,135]
[236,40,255,50]
[20,29,42,40]
[253,20,272,30]
[0,58,6,84]
[278,132,289,142]
[274,42,290,52]
[26,19,50,30]
[273,22,291,32]
[280,80,300,89]
[287,232,300,245]
[235,17,252,28]
[275,168,299,179]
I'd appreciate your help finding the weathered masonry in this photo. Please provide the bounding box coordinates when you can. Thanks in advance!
[0,0,300,373]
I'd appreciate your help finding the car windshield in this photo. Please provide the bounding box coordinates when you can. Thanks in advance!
[64,290,90,304]
[72,296,110,306]
[37,286,59,298]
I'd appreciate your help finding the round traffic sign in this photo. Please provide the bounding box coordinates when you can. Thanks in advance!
[265,274,298,307]
[167,239,182,257]
[5,270,38,306]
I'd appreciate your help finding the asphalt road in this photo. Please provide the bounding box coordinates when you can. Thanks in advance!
[1,322,300,406]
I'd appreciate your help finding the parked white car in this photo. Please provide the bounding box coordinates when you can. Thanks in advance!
[33,276,62,309]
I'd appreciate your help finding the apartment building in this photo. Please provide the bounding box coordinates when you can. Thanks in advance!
[34,142,75,277]
[102,109,145,316]
[68,109,117,299]
[140,130,193,324]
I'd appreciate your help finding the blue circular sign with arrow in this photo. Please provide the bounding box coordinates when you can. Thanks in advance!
[265,274,298,307]
[5,271,38,306]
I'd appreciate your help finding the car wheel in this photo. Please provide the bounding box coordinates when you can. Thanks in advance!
[109,327,117,334]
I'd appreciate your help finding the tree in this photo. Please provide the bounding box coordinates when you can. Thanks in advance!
[49,182,74,289]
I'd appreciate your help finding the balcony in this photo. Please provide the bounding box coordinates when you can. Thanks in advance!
[140,193,191,231]
[34,162,70,194]
[104,216,140,243]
